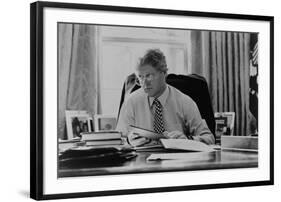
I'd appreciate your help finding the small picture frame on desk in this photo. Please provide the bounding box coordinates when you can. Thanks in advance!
[94,114,117,132]
[65,110,94,140]
[214,112,235,141]
[214,116,227,143]
[30,1,274,200]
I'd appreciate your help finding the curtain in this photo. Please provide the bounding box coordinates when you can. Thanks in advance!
[189,30,255,136]
[58,24,100,139]
[249,35,259,134]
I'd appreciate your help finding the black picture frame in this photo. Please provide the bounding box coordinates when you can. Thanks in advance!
[30,1,274,200]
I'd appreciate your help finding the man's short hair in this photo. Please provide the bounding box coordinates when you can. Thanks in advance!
[138,49,168,73]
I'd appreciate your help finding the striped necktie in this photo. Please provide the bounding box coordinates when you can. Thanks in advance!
[153,98,165,134]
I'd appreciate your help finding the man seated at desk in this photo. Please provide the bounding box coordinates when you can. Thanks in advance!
[116,49,215,147]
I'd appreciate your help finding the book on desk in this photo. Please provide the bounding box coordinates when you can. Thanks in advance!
[81,131,123,146]
[59,132,134,167]
[59,131,123,153]
[81,131,121,140]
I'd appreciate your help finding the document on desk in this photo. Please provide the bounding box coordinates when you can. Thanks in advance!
[147,153,211,161]
[160,139,214,152]
[147,140,214,161]
[129,125,165,140]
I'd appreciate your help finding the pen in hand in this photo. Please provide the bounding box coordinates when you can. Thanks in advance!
[132,133,144,140]
[162,131,189,139]
[128,132,151,147]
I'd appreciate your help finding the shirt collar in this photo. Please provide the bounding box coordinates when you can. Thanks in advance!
[148,85,169,107]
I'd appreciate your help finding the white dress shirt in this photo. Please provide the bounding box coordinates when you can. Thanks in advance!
[116,84,215,145]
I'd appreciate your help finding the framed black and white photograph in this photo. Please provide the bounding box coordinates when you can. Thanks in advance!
[30,1,274,200]
[94,114,117,132]
[65,110,94,139]
[214,112,235,142]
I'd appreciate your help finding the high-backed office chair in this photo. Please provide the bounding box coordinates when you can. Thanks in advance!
[118,73,216,141]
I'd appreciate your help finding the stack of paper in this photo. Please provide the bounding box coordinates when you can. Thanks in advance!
[147,153,212,161]
[146,139,214,161]
[160,139,214,152]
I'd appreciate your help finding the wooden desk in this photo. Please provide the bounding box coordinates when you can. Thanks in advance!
[58,148,258,178]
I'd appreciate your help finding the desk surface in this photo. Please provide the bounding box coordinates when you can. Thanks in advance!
[58,148,258,178]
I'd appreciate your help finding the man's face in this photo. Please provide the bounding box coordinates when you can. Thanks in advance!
[136,64,166,97]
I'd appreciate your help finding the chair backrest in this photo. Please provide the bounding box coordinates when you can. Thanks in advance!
[118,73,216,140]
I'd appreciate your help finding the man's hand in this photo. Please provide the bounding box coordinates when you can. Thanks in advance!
[127,132,151,147]
[163,131,188,139]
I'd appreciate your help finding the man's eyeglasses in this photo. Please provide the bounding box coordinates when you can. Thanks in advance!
[135,73,156,86]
